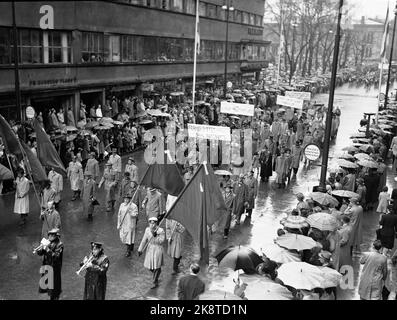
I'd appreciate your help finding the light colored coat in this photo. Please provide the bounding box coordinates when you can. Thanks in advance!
[166,219,185,259]
[117,201,138,245]
[40,209,61,239]
[244,176,258,209]
[338,224,353,270]
[41,187,56,209]
[67,161,83,191]
[358,251,388,300]
[138,227,165,270]
[48,170,63,203]
[376,191,389,214]
[343,204,363,248]
[85,158,100,182]
[125,164,139,183]
[14,177,30,214]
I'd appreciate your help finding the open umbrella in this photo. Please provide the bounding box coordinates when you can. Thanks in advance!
[337,159,359,169]
[65,126,78,132]
[359,144,373,153]
[337,153,355,161]
[0,163,13,180]
[306,212,339,231]
[113,120,124,126]
[216,246,263,272]
[317,266,342,288]
[261,244,301,264]
[214,170,233,176]
[357,159,379,169]
[342,146,359,153]
[66,134,77,141]
[139,120,153,125]
[349,133,366,138]
[238,275,293,300]
[147,109,163,116]
[331,190,359,198]
[275,234,318,251]
[280,215,309,229]
[378,124,393,129]
[277,262,326,290]
[198,290,242,300]
[308,192,340,207]
[85,121,99,129]
[354,153,372,161]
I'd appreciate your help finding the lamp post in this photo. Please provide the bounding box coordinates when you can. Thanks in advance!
[290,21,298,85]
[222,1,234,98]
[385,2,397,109]
[11,1,22,121]
[318,0,344,192]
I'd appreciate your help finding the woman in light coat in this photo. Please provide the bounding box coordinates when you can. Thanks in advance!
[117,195,138,257]
[138,217,165,289]
[377,186,390,214]
[67,156,83,200]
[14,168,30,226]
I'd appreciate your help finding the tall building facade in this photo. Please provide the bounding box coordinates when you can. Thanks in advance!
[0,0,269,120]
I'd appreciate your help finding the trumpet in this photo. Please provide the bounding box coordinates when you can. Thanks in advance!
[33,238,50,254]
[33,244,45,254]
[76,255,94,276]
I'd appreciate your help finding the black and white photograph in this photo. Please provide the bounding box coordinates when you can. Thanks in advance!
[0,0,397,306]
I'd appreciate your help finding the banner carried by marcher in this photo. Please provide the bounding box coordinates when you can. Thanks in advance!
[285,91,311,101]
[220,101,255,117]
[188,124,231,141]
[276,95,304,109]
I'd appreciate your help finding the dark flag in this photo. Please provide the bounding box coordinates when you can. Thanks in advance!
[20,141,47,182]
[32,119,66,175]
[165,164,227,264]
[0,114,23,159]
[140,163,185,196]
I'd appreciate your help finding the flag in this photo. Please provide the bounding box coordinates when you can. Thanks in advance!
[32,119,66,175]
[140,163,185,196]
[0,114,23,160]
[380,4,390,61]
[20,140,47,182]
[165,164,227,264]
[195,0,200,55]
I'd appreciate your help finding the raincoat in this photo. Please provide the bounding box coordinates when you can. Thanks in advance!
[138,227,165,270]
[117,201,138,245]
[14,177,30,214]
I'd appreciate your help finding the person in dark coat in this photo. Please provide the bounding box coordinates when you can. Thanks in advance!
[221,182,235,239]
[177,263,205,300]
[232,174,249,225]
[36,228,63,300]
[378,208,397,253]
[364,168,380,210]
[259,146,272,182]
[391,188,397,214]
[81,242,109,300]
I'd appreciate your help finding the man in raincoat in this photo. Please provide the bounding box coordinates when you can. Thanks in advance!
[244,170,258,218]
[99,163,118,212]
[84,152,100,183]
[166,218,185,274]
[233,174,249,225]
[14,168,30,226]
[221,182,235,239]
[67,156,83,201]
[342,197,363,254]
[48,167,63,209]
[40,201,61,240]
[138,217,165,289]
[82,172,97,221]
[117,195,138,257]
[40,180,56,211]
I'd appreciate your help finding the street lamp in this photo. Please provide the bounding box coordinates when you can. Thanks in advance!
[290,21,298,85]
[384,2,397,109]
[222,1,234,98]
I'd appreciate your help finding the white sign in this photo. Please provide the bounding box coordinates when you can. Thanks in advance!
[220,101,255,117]
[188,124,231,141]
[227,81,233,89]
[26,106,35,119]
[285,91,312,101]
[276,95,304,109]
[304,144,321,161]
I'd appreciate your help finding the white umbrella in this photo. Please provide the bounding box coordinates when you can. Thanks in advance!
[317,266,342,288]
[306,212,339,231]
[261,244,301,264]
[275,234,318,251]
[238,274,292,300]
[277,262,325,290]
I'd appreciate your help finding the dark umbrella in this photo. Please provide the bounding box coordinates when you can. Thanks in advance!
[0,163,13,180]
[216,245,263,273]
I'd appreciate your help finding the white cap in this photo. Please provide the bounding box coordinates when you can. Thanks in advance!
[148,217,158,222]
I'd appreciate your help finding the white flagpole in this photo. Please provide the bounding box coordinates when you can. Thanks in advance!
[377,61,384,125]
[192,0,199,109]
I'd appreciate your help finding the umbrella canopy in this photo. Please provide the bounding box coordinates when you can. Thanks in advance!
[66,134,77,141]
[306,212,339,231]
[198,290,242,300]
[139,120,153,125]
[85,121,99,129]
[349,132,366,138]
[354,153,372,161]
[277,262,326,290]
[337,153,355,161]
[238,275,293,300]
[317,266,342,288]
[378,124,393,129]
[147,109,163,116]
[357,159,379,168]
[359,144,373,152]
[308,192,339,207]
[337,159,359,169]
[331,190,359,198]
[280,215,309,229]
[275,234,318,251]
[342,146,359,153]
[65,126,78,132]
[113,120,124,126]
[214,170,233,176]
[100,117,113,123]
[261,244,301,264]
[0,163,13,180]
[216,246,263,272]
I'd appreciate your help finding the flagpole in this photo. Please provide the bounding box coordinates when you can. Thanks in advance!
[377,61,384,125]
[276,8,284,87]
[192,0,199,109]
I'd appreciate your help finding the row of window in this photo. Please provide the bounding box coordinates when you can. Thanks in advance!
[0,28,267,65]
[117,0,263,26]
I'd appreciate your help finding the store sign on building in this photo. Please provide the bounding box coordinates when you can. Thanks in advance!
[248,28,263,36]
[39,5,54,29]
[29,78,77,86]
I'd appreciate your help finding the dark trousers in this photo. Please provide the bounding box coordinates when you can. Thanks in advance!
[152,268,161,284]
[173,257,181,272]
[246,209,253,217]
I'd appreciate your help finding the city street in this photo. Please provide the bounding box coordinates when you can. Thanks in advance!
[0,83,395,300]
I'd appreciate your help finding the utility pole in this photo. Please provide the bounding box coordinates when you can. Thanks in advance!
[222,1,234,98]
[385,3,397,109]
[12,1,22,121]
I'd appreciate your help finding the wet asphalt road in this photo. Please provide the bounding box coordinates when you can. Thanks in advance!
[0,82,396,300]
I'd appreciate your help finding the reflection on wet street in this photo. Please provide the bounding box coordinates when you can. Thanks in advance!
[0,83,396,300]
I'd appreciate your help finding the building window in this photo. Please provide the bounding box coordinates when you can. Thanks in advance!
[249,13,255,26]
[260,45,267,60]
[207,3,217,18]
[184,0,195,14]
[129,0,143,4]
[0,27,13,65]
[161,0,170,9]
[19,29,42,64]
[43,31,71,64]
[256,15,262,26]
[104,34,120,62]
[235,10,242,23]
[171,0,183,12]
[199,1,206,16]
[242,12,249,24]
[183,38,194,60]
[82,32,103,62]
[143,36,158,61]
[215,41,224,60]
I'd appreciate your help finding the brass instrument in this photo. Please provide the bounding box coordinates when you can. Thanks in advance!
[33,238,50,254]
[76,255,94,276]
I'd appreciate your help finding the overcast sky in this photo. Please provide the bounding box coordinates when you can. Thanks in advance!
[348,0,390,19]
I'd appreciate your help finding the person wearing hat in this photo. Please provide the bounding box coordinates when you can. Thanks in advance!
[40,179,56,211]
[67,155,83,201]
[14,168,30,226]
[275,149,289,188]
[48,167,63,209]
[119,172,134,200]
[84,152,100,183]
[108,148,122,181]
[342,197,363,255]
[81,242,109,300]
[36,228,63,300]
[142,187,165,221]
[82,172,97,221]
[221,182,235,239]
[40,200,61,239]
[124,157,139,184]
[99,163,118,212]
[244,170,258,218]
[364,167,380,211]
[117,194,138,257]
[138,217,165,289]
[166,218,185,274]
[232,174,249,225]
[296,193,310,213]
[290,140,303,178]
[342,168,356,192]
